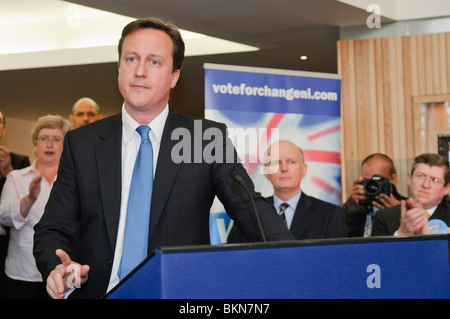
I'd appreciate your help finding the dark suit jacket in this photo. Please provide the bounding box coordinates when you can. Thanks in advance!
[371,199,450,236]
[343,184,407,237]
[228,192,346,242]
[10,152,30,169]
[33,110,294,298]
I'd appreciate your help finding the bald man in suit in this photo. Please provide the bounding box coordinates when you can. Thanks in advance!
[228,140,346,243]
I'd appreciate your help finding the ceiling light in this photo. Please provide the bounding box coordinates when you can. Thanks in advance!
[299,55,308,61]
[0,0,259,71]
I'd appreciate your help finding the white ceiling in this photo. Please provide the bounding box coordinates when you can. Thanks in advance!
[0,0,258,71]
[2,0,450,123]
[338,0,450,21]
[2,0,450,71]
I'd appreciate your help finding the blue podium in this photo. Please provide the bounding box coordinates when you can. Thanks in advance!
[107,235,450,299]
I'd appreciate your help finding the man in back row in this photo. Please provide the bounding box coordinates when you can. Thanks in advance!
[0,111,30,299]
[372,153,450,236]
[343,153,407,237]
[69,97,102,129]
[228,140,346,242]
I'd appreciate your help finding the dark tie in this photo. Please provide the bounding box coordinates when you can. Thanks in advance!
[119,126,153,279]
[279,202,289,227]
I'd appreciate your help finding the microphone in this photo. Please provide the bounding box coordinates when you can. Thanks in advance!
[231,173,267,242]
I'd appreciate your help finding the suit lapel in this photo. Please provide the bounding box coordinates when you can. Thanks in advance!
[148,109,182,242]
[269,194,311,239]
[431,200,450,225]
[96,114,122,249]
[290,193,313,239]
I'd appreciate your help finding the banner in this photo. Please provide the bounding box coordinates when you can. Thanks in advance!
[204,63,342,244]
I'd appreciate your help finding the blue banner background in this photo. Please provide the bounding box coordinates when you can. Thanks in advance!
[205,68,341,116]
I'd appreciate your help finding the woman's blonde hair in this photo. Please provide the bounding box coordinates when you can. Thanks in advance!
[31,114,71,146]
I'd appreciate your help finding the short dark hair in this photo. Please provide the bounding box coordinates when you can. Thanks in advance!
[362,153,396,177]
[118,17,185,72]
[411,153,450,186]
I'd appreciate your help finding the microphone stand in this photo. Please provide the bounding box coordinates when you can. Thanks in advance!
[232,174,267,242]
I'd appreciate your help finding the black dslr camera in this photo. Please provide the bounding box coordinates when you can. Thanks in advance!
[358,175,391,207]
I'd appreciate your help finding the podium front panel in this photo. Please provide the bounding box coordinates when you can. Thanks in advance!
[107,235,450,299]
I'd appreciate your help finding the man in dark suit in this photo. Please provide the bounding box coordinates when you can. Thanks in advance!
[0,112,31,190]
[228,140,346,243]
[372,153,450,236]
[0,111,30,299]
[33,18,294,299]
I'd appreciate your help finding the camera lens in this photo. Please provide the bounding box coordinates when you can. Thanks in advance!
[365,180,379,195]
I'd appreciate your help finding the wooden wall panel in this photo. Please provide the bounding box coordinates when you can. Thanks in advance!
[338,32,450,200]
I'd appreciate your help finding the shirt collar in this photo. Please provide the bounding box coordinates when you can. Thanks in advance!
[273,190,302,211]
[18,160,39,177]
[122,104,169,144]
[19,160,57,183]
[427,205,438,216]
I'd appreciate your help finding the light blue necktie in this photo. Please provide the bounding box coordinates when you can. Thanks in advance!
[119,125,153,279]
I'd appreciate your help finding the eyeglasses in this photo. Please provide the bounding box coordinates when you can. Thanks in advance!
[412,172,444,185]
[37,136,63,144]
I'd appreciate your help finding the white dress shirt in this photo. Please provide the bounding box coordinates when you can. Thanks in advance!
[0,161,55,282]
[106,105,167,293]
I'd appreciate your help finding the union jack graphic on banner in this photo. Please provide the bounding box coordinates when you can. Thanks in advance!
[204,63,341,244]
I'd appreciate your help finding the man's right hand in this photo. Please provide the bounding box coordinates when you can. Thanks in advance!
[46,249,90,299]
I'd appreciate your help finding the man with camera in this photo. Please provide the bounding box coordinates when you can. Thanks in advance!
[372,153,450,236]
[343,153,407,237]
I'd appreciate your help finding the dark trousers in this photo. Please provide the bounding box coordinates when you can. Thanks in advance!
[0,233,8,299]
[3,275,48,299]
